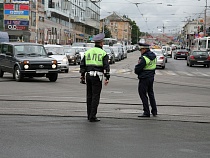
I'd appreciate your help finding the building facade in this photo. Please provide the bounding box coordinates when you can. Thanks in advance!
[0,0,101,44]
[100,12,132,45]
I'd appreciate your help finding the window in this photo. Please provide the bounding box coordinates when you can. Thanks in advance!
[2,44,8,54]
[8,45,13,55]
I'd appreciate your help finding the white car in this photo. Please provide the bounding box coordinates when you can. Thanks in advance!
[151,49,166,69]
[44,45,69,73]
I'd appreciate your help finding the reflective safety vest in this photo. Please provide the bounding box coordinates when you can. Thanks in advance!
[85,47,107,66]
[143,56,156,70]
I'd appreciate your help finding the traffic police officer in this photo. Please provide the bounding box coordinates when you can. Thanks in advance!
[80,33,110,122]
[134,43,157,117]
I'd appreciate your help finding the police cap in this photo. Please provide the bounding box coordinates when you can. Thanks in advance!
[138,43,150,49]
[92,33,105,42]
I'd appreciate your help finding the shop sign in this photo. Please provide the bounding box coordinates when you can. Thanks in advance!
[4,10,29,15]
[4,15,29,21]
[4,20,29,26]
[19,4,29,10]
[4,4,14,10]
[5,24,29,31]
[12,0,29,3]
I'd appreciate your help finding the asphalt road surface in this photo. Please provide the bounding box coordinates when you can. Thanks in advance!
[0,50,210,158]
[1,115,210,158]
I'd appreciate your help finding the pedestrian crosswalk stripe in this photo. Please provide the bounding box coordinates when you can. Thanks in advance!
[67,67,210,77]
[164,70,177,76]
[176,71,194,76]
[191,72,210,77]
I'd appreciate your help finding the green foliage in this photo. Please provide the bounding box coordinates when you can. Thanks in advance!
[104,25,112,38]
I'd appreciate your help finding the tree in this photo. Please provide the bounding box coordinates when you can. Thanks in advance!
[130,21,140,44]
[103,25,112,38]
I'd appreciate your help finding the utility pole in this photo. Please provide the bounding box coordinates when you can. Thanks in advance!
[204,0,207,36]
[35,0,38,43]
[69,0,71,44]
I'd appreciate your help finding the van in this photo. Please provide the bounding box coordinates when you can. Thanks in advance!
[0,32,9,43]
[162,46,172,58]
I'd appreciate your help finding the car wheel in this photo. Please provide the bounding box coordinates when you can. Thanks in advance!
[14,66,23,82]
[162,65,165,69]
[187,62,189,66]
[48,73,58,82]
[0,68,4,77]
[65,69,69,73]
[207,64,210,68]
[189,62,192,67]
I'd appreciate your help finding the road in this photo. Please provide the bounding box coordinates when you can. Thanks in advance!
[0,50,210,158]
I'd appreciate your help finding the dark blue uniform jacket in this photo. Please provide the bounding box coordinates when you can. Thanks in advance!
[134,50,156,79]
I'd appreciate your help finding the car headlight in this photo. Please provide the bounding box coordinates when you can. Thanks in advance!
[52,60,57,64]
[63,57,68,62]
[21,60,29,64]
[52,64,57,69]
[24,65,29,69]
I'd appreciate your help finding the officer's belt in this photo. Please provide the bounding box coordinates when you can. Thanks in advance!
[88,71,103,77]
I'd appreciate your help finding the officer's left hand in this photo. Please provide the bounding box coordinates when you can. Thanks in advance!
[104,80,109,86]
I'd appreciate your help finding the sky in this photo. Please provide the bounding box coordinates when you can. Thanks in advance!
[100,0,209,34]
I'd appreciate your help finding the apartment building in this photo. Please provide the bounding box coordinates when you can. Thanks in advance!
[31,0,100,44]
[100,12,132,45]
[1,0,100,44]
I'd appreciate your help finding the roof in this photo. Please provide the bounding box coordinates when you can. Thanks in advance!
[44,44,63,47]
[0,42,42,46]
[102,12,130,22]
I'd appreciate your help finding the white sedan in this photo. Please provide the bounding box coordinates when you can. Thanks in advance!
[151,49,166,69]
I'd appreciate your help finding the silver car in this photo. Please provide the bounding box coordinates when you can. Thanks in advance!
[151,49,166,69]
[44,45,69,73]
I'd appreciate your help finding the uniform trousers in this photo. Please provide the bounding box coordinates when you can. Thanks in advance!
[138,77,157,116]
[86,73,102,120]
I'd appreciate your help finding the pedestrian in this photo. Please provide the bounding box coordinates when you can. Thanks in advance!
[134,43,157,117]
[80,33,110,122]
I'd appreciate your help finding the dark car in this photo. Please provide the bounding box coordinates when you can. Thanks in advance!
[174,49,189,60]
[63,47,81,65]
[187,50,210,67]
[0,42,58,82]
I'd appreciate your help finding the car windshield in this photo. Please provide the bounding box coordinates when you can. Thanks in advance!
[14,45,47,56]
[45,47,65,55]
[193,51,208,55]
[64,48,76,55]
[104,48,111,54]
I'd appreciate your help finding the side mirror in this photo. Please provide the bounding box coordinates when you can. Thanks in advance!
[47,52,53,55]
[6,51,12,56]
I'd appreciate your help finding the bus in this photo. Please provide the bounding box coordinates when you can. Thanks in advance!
[103,38,117,46]
[193,37,210,51]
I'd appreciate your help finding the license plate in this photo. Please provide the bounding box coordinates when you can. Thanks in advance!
[197,61,204,62]
[36,69,48,73]
[181,53,185,55]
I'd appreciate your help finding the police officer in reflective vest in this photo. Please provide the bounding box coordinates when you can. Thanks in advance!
[134,43,157,117]
[80,33,110,122]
